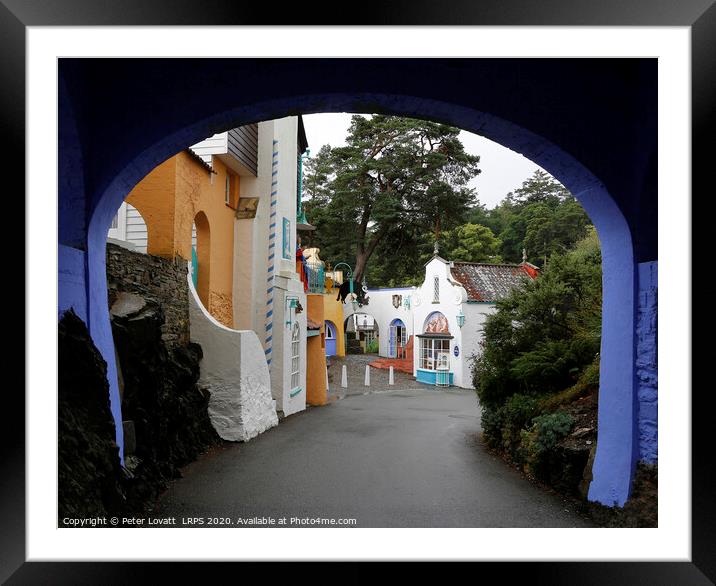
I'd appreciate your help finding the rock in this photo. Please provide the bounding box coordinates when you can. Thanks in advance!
[123,420,137,455]
[110,285,220,513]
[110,292,147,318]
[58,309,125,521]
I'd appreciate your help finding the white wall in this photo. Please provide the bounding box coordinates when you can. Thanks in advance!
[187,274,278,442]
[270,276,307,416]
[238,117,307,416]
[458,302,497,389]
[343,287,416,357]
[411,257,472,388]
[107,202,148,253]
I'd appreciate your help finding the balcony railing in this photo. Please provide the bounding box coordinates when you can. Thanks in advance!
[306,262,325,294]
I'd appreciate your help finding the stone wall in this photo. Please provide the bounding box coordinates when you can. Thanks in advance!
[106,242,189,349]
[636,261,658,464]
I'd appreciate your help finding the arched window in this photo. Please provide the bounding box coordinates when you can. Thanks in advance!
[291,322,301,390]
[324,320,337,357]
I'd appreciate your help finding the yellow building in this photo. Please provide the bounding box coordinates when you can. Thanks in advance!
[121,150,239,327]
[322,282,346,358]
[305,293,328,406]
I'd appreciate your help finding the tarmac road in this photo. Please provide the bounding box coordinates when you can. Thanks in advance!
[151,385,594,528]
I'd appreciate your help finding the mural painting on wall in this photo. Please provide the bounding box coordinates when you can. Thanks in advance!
[392,294,402,309]
[424,312,449,334]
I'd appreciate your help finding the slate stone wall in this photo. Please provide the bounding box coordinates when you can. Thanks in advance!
[636,261,658,464]
[106,243,189,350]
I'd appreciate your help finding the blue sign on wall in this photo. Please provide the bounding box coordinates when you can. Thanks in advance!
[454,345,459,357]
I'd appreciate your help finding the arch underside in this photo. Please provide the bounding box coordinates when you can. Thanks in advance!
[61,59,653,507]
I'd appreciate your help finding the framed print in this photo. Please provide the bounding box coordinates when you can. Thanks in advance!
[8,1,714,583]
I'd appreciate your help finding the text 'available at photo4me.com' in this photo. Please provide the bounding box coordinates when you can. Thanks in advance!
[60,516,359,527]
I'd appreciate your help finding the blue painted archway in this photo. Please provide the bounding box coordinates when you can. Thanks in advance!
[388,318,407,359]
[57,58,657,507]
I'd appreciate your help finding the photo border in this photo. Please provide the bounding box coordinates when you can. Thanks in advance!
[5,0,712,582]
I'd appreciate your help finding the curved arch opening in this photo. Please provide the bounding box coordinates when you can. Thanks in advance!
[344,312,380,355]
[192,211,211,311]
[79,84,640,507]
[388,318,407,359]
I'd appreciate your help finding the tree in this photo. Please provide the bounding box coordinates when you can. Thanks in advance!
[302,115,481,284]
[473,228,602,408]
[439,223,502,263]
[490,170,591,264]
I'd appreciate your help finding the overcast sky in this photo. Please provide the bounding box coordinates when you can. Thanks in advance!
[301,113,547,209]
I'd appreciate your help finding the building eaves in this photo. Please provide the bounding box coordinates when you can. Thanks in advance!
[184,148,217,174]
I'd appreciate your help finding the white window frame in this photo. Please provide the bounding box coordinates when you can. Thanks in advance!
[290,322,301,390]
[419,337,451,371]
[433,276,440,303]
[225,173,232,205]
[325,322,335,340]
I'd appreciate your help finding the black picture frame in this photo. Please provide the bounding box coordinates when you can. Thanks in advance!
[4,1,712,583]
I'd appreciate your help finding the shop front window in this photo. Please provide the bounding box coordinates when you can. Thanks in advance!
[419,337,451,371]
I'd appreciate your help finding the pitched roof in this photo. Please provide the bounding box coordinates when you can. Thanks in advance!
[451,262,538,302]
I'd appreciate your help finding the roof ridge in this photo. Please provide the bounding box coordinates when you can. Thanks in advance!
[452,261,524,268]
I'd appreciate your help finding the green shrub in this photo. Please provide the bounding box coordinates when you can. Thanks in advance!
[366,339,379,353]
[480,405,504,449]
[471,231,602,409]
[499,394,541,460]
[539,355,600,413]
[520,411,574,477]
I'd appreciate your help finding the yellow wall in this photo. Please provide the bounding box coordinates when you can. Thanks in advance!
[125,152,240,328]
[306,294,327,406]
[126,158,177,258]
[323,286,346,357]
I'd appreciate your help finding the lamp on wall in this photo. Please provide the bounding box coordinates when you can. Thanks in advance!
[456,309,465,328]
[286,296,300,328]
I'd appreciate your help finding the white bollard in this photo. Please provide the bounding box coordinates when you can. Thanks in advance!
[341,365,348,388]
[389,366,395,386]
[364,364,371,386]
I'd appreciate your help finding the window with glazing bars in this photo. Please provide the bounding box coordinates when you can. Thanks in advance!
[291,323,300,389]
[419,337,450,370]
[433,276,440,302]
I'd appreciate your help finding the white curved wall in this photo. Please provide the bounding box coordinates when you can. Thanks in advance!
[187,274,278,441]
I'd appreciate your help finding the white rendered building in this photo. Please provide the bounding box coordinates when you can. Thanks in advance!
[345,252,538,389]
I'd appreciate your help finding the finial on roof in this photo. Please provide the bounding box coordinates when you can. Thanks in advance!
[434,241,440,255]
[522,248,527,263]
